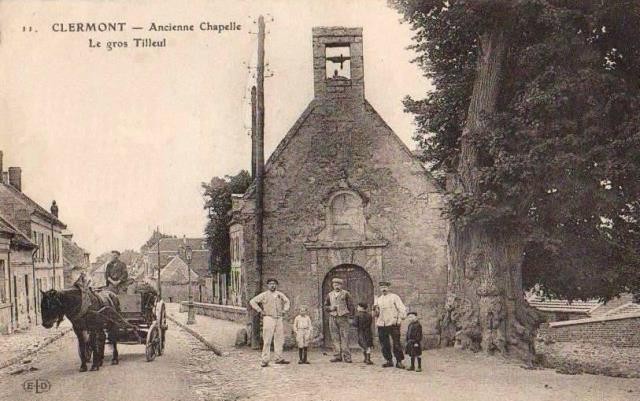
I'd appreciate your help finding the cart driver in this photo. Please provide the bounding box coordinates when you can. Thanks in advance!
[105,250,129,294]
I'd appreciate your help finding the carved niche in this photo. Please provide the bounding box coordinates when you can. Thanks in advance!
[328,190,365,241]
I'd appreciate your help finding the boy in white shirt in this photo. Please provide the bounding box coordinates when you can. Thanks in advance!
[293,306,312,364]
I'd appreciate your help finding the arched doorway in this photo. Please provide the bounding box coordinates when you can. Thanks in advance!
[322,264,374,347]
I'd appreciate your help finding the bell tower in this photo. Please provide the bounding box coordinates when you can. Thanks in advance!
[312,27,364,103]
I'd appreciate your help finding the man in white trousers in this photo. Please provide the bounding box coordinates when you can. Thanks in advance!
[249,278,291,367]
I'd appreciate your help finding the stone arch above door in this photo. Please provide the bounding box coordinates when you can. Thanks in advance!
[321,264,374,346]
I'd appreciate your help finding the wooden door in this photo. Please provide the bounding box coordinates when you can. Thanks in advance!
[322,264,374,347]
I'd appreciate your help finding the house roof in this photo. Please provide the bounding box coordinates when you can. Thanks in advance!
[62,237,89,271]
[160,256,200,284]
[0,217,16,236]
[603,302,640,318]
[147,237,208,253]
[527,296,602,314]
[0,213,36,249]
[0,181,66,229]
[189,249,212,277]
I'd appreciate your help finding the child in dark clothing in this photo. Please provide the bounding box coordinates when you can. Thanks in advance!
[405,311,423,372]
[352,302,374,365]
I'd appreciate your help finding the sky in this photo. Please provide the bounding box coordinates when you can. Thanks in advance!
[0,0,431,259]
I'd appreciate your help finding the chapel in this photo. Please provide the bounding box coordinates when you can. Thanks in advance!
[230,27,449,347]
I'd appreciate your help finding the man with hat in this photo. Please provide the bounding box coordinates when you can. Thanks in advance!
[324,277,354,362]
[249,278,291,367]
[373,281,407,368]
[104,250,129,294]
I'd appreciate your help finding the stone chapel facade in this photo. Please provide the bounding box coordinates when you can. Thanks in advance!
[231,27,449,347]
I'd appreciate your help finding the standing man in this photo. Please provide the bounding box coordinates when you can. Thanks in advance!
[249,278,291,367]
[373,281,406,368]
[324,277,354,363]
[105,250,129,294]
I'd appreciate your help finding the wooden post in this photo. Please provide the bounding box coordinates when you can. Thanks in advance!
[251,86,257,179]
[251,15,266,349]
[157,228,163,299]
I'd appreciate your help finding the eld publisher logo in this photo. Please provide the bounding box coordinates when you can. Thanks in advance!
[23,379,51,394]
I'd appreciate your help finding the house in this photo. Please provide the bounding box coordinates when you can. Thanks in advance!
[143,237,213,303]
[0,214,37,333]
[0,151,67,331]
[61,233,90,288]
[230,28,449,346]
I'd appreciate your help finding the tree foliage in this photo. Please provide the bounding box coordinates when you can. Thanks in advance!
[202,170,252,274]
[391,0,640,301]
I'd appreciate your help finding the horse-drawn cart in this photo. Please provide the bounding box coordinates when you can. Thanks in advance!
[110,288,168,362]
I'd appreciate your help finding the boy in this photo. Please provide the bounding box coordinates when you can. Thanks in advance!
[352,302,374,365]
[405,311,423,372]
[293,306,312,364]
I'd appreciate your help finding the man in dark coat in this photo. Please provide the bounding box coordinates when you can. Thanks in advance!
[352,302,374,365]
[105,250,129,294]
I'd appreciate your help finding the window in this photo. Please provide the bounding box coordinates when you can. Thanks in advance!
[47,235,51,262]
[325,45,351,79]
[0,260,6,303]
[38,233,45,261]
[24,274,30,312]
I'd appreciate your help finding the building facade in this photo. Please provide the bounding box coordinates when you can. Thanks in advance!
[231,27,449,347]
[142,237,213,303]
[62,233,90,288]
[0,151,66,331]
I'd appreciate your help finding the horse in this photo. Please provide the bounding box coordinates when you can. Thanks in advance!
[40,277,127,372]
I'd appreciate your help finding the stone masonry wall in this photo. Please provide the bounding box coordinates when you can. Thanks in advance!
[538,315,640,347]
[536,315,640,377]
[241,98,448,348]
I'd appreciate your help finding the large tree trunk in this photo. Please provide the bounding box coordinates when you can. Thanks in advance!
[441,29,540,362]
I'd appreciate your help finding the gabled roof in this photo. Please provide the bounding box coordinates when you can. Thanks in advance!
[147,237,208,253]
[603,302,640,318]
[62,237,89,270]
[242,99,441,200]
[189,249,212,278]
[0,213,36,249]
[0,217,16,236]
[0,181,66,229]
[160,256,200,284]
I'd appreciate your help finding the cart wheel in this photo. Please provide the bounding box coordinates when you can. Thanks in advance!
[146,326,159,362]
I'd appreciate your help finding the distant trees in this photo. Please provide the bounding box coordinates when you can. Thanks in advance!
[202,170,252,274]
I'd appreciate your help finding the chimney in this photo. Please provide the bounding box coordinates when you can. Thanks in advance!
[51,200,59,218]
[312,27,364,104]
[2,172,8,185]
[0,150,3,175]
[8,167,21,191]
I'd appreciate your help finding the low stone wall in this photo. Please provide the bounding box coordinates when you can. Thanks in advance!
[538,313,640,347]
[536,313,640,377]
[179,301,248,324]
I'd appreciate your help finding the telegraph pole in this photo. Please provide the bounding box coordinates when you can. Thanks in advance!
[251,15,265,349]
[156,226,163,299]
[251,85,257,179]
